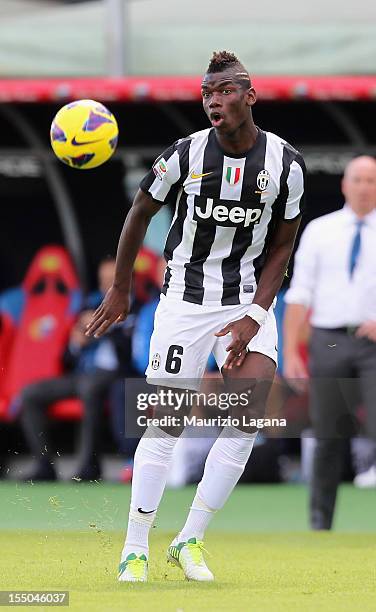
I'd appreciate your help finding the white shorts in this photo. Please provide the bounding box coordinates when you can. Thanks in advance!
[145,294,278,389]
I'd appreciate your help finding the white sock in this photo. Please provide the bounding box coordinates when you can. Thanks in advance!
[178,490,214,542]
[178,425,257,542]
[121,425,178,559]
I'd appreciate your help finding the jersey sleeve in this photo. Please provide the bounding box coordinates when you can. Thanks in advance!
[283,152,306,222]
[139,140,186,205]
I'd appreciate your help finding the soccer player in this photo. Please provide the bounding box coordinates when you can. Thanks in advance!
[86,51,306,582]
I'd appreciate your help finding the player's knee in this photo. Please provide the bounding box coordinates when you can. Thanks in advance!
[151,401,188,437]
[230,399,266,434]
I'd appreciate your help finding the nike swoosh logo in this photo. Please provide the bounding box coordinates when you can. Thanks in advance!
[138,507,156,514]
[190,171,213,180]
[71,136,102,146]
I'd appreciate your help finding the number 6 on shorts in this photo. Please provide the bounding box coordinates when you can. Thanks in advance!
[165,345,184,374]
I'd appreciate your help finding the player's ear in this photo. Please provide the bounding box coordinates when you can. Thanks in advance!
[246,87,257,107]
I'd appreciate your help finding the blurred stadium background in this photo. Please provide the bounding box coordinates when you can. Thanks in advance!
[0,1,375,609]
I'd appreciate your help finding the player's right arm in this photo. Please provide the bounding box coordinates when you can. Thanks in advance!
[85,189,162,337]
[86,139,187,338]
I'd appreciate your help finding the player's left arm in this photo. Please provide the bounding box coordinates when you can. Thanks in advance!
[217,152,306,369]
[249,215,302,311]
[217,217,301,368]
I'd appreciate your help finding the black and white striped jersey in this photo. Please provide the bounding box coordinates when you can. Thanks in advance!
[140,127,305,306]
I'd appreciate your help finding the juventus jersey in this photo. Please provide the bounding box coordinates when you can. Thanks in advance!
[140,127,305,306]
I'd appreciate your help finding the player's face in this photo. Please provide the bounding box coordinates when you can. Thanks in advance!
[342,158,376,216]
[201,71,256,134]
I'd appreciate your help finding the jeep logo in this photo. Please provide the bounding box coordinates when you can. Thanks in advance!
[193,197,262,228]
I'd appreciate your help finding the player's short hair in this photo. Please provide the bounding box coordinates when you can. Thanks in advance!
[206,51,251,87]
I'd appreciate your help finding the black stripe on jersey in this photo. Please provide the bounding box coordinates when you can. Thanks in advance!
[253,202,280,285]
[176,137,191,184]
[276,144,305,222]
[161,265,172,295]
[159,139,192,295]
[275,144,296,217]
[221,130,267,305]
[252,145,304,283]
[183,129,222,305]
[162,190,188,295]
[162,138,191,207]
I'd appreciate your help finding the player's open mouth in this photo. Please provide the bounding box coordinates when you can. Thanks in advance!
[210,112,224,127]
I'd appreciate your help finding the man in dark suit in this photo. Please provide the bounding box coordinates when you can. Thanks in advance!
[284,156,376,529]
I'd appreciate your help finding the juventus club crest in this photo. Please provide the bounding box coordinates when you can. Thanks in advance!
[151,353,161,370]
[256,169,270,191]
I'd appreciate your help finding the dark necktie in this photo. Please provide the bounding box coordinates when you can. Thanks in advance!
[349,220,364,278]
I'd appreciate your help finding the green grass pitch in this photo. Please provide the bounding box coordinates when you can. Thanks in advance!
[1,483,375,611]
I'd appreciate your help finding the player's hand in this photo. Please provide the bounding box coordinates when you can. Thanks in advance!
[356,320,376,342]
[283,351,308,393]
[85,286,130,338]
[215,316,259,370]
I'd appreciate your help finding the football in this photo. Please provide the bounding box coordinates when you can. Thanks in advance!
[50,99,118,169]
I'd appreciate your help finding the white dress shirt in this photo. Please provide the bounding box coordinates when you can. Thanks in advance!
[284,205,376,327]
